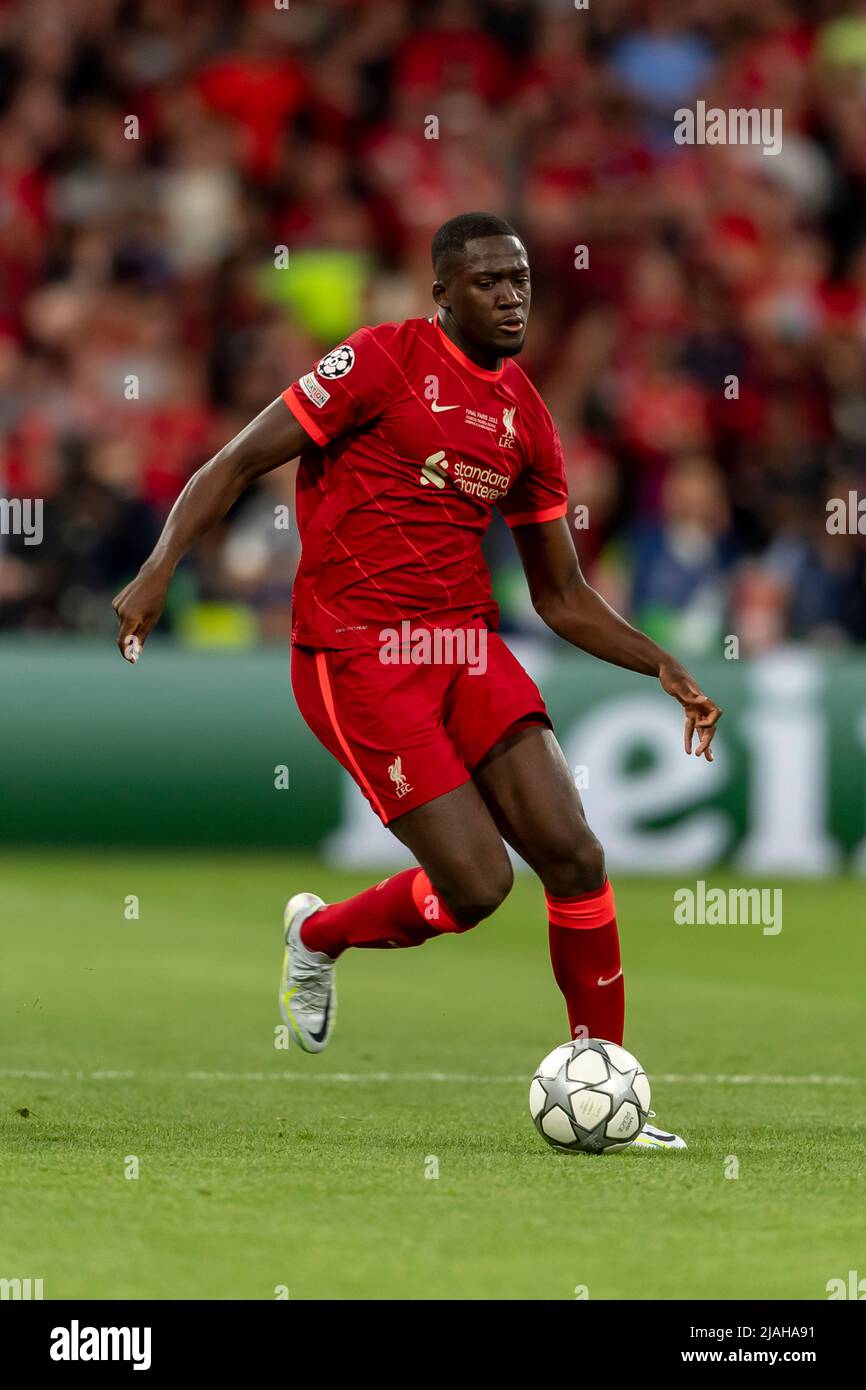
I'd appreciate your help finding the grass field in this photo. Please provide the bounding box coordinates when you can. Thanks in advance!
[1,851,864,1301]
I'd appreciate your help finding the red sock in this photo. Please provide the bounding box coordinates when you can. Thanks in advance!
[300,868,466,959]
[546,879,624,1045]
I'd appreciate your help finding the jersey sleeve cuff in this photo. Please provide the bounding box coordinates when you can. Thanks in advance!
[502,501,568,528]
[282,386,330,448]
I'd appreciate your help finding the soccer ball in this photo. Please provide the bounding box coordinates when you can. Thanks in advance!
[529,1038,651,1154]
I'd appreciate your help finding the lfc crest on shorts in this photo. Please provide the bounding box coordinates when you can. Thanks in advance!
[388,755,413,798]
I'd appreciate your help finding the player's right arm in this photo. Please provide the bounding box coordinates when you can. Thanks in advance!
[112,399,311,662]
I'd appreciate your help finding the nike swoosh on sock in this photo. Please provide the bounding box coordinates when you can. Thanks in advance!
[597,969,623,987]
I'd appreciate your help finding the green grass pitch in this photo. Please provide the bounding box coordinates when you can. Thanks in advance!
[1,852,864,1300]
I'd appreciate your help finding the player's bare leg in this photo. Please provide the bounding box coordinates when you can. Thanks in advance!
[386,780,515,927]
[472,723,605,886]
[472,722,686,1149]
[302,778,514,947]
[473,722,617,1034]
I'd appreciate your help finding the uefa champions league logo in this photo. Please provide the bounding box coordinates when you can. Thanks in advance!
[316,345,356,379]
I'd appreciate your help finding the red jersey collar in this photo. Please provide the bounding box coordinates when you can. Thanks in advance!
[433,316,505,381]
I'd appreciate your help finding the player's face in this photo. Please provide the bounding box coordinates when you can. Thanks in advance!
[434,236,531,365]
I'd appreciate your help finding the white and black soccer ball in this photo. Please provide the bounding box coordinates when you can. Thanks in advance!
[529,1038,651,1154]
[316,344,355,379]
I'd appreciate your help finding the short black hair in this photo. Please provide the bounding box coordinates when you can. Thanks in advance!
[431,212,522,275]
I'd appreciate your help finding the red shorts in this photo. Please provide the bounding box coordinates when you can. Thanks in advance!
[291,620,551,824]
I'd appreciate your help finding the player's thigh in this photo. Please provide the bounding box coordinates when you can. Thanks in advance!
[292,643,467,825]
[291,644,512,918]
[473,724,605,894]
[388,780,514,923]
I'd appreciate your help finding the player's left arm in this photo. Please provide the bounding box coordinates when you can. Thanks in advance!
[512,516,722,761]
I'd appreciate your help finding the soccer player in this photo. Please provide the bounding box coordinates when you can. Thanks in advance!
[113,213,722,1150]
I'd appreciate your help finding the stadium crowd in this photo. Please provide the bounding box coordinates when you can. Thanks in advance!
[1,0,865,654]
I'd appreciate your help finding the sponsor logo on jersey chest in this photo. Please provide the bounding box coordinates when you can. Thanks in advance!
[419,451,509,501]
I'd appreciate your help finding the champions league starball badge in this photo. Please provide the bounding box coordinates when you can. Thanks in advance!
[316,345,356,379]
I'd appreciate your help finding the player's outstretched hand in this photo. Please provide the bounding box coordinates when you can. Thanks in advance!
[112,563,170,664]
[658,659,722,761]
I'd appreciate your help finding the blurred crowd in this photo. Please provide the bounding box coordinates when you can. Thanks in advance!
[2,0,866,654]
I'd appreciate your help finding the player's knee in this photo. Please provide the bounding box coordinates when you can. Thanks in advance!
[442,857,514,928]
[541,829,606,898]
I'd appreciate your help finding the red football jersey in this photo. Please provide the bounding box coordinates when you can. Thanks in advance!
[282,315,567,649]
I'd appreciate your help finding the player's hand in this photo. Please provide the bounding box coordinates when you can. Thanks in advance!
[658,659,722,762]
[112,563,171,663]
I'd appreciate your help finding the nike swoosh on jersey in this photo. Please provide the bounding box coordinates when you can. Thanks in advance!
[430,401,459,412]
[597,969,623,987]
